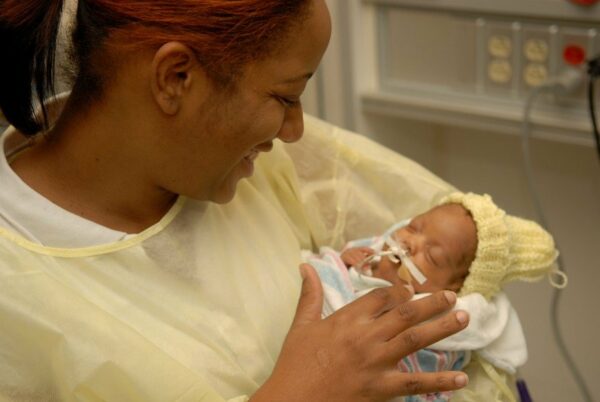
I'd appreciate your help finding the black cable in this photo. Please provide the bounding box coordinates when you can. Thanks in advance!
[587,56,600,161]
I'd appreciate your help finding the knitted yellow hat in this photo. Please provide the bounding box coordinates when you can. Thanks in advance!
[439,192,560,300]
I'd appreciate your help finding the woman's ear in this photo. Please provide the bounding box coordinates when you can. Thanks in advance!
[150,42,202,115]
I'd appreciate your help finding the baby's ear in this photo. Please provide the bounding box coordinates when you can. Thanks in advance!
[459,245,477,272]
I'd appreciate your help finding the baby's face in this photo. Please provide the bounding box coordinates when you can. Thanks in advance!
[384,204,477,293]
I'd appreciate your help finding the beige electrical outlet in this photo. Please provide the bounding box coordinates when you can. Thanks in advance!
[488,35,513,58]
[523,63,549,86]
[488,59,513,83]
[524,38,550,62]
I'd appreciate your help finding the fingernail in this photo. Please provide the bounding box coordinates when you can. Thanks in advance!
[404,284,414,296]
[444,291,456,305]
[455,374,469,387]
[299,265,307,279]
[456,311,468,324]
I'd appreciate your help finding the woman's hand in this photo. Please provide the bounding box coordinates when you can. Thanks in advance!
[250,264,469,402]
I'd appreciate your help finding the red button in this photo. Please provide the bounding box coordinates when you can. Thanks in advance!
[570,0,598,5]
[563,45,586,65]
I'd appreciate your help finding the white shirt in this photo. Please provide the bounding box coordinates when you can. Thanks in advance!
[0,130,129,247]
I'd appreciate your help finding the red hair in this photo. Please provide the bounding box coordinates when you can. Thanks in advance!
[0,0,311,135]
[79,0,312,79]
[106,1,308,65]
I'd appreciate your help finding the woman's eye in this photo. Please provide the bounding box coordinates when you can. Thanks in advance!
[278,96,301,108]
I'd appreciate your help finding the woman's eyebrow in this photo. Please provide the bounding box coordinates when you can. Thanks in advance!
[282,72,314,84]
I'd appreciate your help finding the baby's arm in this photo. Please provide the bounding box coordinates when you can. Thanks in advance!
[340,247,374,270]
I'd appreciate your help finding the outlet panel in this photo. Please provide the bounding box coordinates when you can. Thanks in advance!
[482,22,519,94]
[364,4,600,144]
[378,7,600,104]
[478,18,598,102]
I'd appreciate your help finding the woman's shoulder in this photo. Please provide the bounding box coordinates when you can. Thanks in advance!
[0,233,45,276]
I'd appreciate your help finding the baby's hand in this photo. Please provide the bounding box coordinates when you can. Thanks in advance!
[341,247,375,271]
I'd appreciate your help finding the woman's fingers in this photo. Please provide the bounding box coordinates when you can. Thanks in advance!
[376,370,469,398]
[290,264,324,328]
[382,308,470,363]
[264,277,469,402]
[371,291,458,341]
[335,282,414,319]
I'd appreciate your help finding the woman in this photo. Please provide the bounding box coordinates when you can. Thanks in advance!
[0,0,470,400]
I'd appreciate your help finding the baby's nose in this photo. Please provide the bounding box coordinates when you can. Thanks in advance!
[402,234,423,255]
[399,238,413,255]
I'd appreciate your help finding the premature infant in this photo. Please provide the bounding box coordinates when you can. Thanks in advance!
[304,192,564,402]
[341,202,476,294]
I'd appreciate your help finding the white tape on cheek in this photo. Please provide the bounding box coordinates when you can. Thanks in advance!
[399,254,427,285]
[385,236,428,285]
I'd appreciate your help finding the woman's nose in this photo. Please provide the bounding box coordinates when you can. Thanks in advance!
[277,104,304,143]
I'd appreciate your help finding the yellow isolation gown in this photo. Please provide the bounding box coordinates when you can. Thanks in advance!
[0,115,513,401]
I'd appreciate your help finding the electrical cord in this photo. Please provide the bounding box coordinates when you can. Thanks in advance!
[588,56,600,161]
[521,70,593,402]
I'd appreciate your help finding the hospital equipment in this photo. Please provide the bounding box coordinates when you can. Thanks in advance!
[307,1,600,192]
[350,0,600,146]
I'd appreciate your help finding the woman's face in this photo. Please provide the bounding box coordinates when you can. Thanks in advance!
[165,0,331,203]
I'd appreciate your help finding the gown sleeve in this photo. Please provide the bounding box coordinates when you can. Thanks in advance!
[281,114,455,250]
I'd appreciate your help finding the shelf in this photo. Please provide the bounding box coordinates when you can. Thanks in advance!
[360,88,595,146]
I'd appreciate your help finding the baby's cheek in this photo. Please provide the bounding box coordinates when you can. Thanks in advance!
[413,272,450,293]
[413,281,435,293]
[373,260,403,285]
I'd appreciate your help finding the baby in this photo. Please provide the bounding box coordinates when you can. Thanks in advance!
[341,201,476,294]
[303,192,564,402]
